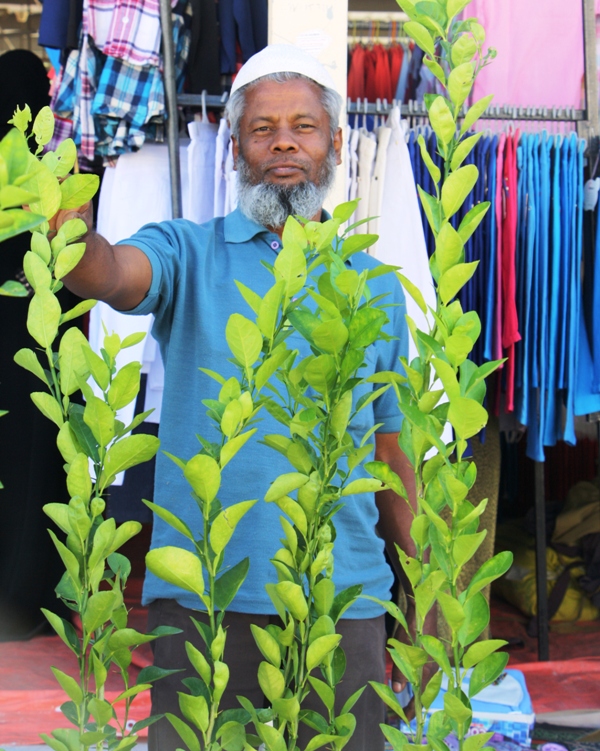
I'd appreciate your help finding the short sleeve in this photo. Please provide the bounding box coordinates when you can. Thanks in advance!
[116,220,184,319]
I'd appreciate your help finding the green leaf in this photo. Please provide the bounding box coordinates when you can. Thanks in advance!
[404,20,435,56]
[0,184,38,210]
[13,348,50,386]
[22,160,62,219]
[451,132,484,171]
[32,106,55,148]
[251,624,282,667]
[108,361,142,410]
[348,307,387,348]
[185,641,211,686]
[211,499,257,555]
[458,201,490,244]
[460,94,494,136]
[448,62,474,108]
[52,138,77,178]
[0,279,28,296]
[166,714,201,751]
[313,577,335,616]
[274,581,308,621]
[226,313,263,368]
[257,661,285,702]
[421,635,453,679]
[466,551,513,599]
[31,231,51,263]
[82,590,117,634]
[469,652,509,698]
[417,185,442,234]
[179,693,209,733]
[234,279,262,314]
[67,452,92,502]
[214,556,250,610]
[303,354,337,394]
[422,669,443,709]
[364,460,407,497]
[59,173,99,210]
[275,495,308,535]
[361,594,409,632]
[453,531,487,570]
[60,298,97,325]
[265,472,309,503]
[99,432,160,487]
[306,634,341,671]
[257,280,285,341]
[54,242,86,280]
[312,318,349,354]
[448,396,487,439]
[330,583,362,622]
[423,57,447,88]
[397,272,427,315]
[41,609,80,655]
[441,164,478,219]
[436,591,466,631]
[463,639,507,669]
[458,592,489,646]
[83,395,115,448]
[221,398,242,437]
[31,391,64,428]
[143,500,194,540]
[463,734,495,751]
[23,250,51,292]
[340,233,379,259]
[444,692,472,733]
[146,546,205,597]
[435,222,464,278]
[429,96,456,146]
[341,478,384,496]
[274,240,307,298]
[368,681,409,725]
[51,666,83,703]
[58,326,90,396]
[27,288,61,347]
[184,453,221,503]
[255,344,292,392]
[381,724,409,749]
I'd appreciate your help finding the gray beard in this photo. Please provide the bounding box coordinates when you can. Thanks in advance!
[236,147,337,230]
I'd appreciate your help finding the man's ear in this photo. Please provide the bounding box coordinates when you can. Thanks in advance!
[333,127,343,166]
[231,134,239,171]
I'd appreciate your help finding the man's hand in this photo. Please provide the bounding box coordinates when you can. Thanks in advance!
[49,200,94,238]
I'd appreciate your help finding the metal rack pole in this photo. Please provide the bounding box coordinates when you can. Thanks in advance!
[159,0,183,219]
[534,462,550,661]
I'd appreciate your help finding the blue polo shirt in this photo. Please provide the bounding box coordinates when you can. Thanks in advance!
[121,208,407,617]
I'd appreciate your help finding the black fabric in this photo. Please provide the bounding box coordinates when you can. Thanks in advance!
[219,0,268,74]
[0,234,85,640]
[148,599,387,751]
[0,50,50,140]
[0,50,82,640]
[38,0,82,51]
[187,0,222,95]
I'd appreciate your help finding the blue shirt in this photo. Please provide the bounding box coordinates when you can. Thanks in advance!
[121,208,408,617]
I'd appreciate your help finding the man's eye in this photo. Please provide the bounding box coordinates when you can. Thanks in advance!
[254,126,270,132]
[297,124,315,130]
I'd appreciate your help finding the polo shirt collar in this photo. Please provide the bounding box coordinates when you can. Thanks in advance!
[224,208,269,244]
[223,207,352,265]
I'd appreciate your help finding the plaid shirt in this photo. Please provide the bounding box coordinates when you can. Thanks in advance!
[87,0,178,67]
[50,2,190,162]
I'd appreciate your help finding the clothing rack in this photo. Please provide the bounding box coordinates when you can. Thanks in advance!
[158,0,600,663]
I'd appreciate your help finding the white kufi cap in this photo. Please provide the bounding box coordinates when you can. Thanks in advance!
[229,44,338,96]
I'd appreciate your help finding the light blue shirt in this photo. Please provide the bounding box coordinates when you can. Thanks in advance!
[121,208,408,617]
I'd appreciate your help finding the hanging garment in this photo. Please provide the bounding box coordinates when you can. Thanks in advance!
[218,0,268,74]
[224,136,238,215]
[355,130,377,229]
[347,44,366,101]
[187,0,221,94]
[376,108,435,356]
[389,43,403,98]
[395,42,410,103]
[94,141,192,443]
[186,114,219,225]
[469,0,585,109]
[39,0,82,51]
[214,117,230,217]
[367,124,392,247]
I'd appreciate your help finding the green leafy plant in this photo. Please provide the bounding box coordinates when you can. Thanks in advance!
[145,206,406,751]
[6,107,178,751]
[362,3,513,750]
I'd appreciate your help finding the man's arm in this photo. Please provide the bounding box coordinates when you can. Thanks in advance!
[54,203,152,311]
[374,431,436,694]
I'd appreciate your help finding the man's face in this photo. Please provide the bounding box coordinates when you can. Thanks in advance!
[232,78,343,189]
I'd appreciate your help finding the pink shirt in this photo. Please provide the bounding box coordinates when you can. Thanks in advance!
[469,0,591,109]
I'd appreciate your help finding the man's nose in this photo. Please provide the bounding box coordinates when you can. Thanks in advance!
[271,127,299,152]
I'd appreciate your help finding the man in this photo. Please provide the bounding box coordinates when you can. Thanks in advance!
[56,45,418,751]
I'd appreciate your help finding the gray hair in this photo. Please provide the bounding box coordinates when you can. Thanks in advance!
[225,72,343,140]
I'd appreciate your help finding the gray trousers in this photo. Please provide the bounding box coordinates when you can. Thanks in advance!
[147,599,387,751]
